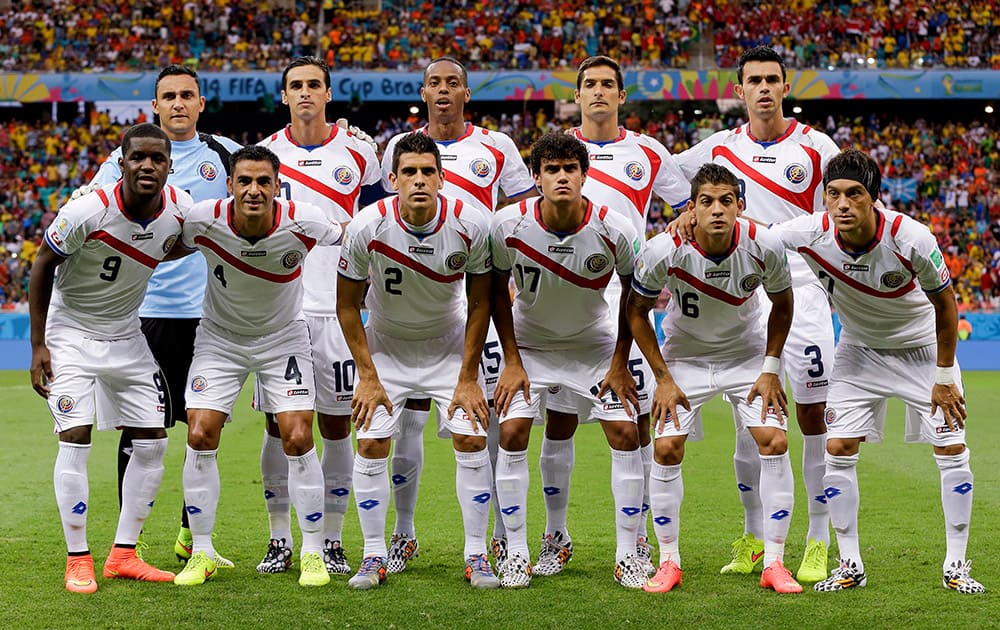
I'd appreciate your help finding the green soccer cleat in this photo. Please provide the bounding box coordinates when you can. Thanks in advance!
[175,528,234,568]
[796,538,829,583]
[174,551,217,586]
[298,551,331,587]
[720,533,765,575]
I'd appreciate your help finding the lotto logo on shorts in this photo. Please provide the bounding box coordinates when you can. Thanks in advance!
[333,166,354,185]
[287,388,309,396]
[784,163,807,184]
[469,159,492,178]
[623,161,644,181]
[824,408,836,425]
[56,395,75,413]
[199,161,218,181]
[336,394,352,401]
[935,425,954,435]
[338,258,348,270]
[281,251,302,269]
[806,380,828,388]
[190,376,208,392]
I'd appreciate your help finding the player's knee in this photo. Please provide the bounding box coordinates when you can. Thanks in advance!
[825,437,859,457]
[603,421,639,451]
[933,443,967,458]
[357,437,391,460]
[127,427,167,440]
[499,420,531,451]
[654,437,685,466]
[545,410,578,440]
[58,426,92,445]
[754,430,787,456]
[281,428,314,456]
[452,433,486,453]
[186,422,218,450]
[795,402,827,435]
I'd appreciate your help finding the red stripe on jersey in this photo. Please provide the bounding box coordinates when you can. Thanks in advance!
[368,241,463,284]
[86,230,160,269]
[506,237,613,290]
[377,198,388,216]
[798,247,916,298]
[291,231,317,251]
[484,143,506,194]
[194,236,302,283]
[168,186,177,204]
[890,214,903,236]
[95,188,110,207]
[288,201,296,220]
[443,167,494,211]
[278,164,359,216]
[893,251,916,274]
[747,221,757,239]
[747,120,798,144]
[348,147,368,178]
[533,198,594,235]
[711,145,822,215]
[114,182,166,223]
[835,210,884,255]
[226,200,282,239]
[214,200,223,218]
[598,206,609,220]
[599,234,617,257]
[584,144,661,218]
[690,221,741,259]
[822,213,830,231]
[668,267,751,306]
[392,196,448,236]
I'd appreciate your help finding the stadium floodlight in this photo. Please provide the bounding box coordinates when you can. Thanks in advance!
[986,105,995,114]
[792,106,802,114]
[409,106,419,115]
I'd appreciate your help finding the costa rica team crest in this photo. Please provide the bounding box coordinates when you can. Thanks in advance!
[190,376,208,392]
[784,163,807,184]
[56,395,75,413]
[469,159,492,178]
[198,161,218,181]
[585,253,610,273]
[880,270,907,289]
[162,235,178,254]
[446,252,468,271]
[281,251,302,269]
[333,166,354,185]
[740,274,763,292]
[623,161,644,181]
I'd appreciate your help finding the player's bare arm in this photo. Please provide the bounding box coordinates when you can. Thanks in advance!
[747,287,793,422]
[28,241,64,398]
[448,272,492,431]
[927,285,966,430]
[491,269,530,416]
[625,289,689,432]
[598,273,639,417]
[336,274,393,430]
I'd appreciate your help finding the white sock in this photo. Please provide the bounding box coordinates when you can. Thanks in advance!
[321,436,354,542]
[610,447,644,563]
[455,448,492,558]
[486,413,505,539]
[802,434,831,545]
[353,454,389,558]
[115,438,167,546]
[824,452,862,572]
[391,407,428,537]
[759,452,794,566]
[260,432,292,547]
[649,461,683,568]
[639,441,653,543]
[183,445,220,558]
[936,448,973,571]
[539,436,574,536]
[495,447,530,558]
[287,448,325,555]
[733,426,763,538]
[54,442,91,554]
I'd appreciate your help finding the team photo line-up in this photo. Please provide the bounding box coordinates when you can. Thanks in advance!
[29,47,981,596]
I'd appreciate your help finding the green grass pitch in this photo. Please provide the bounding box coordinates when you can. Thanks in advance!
[1,370,997,628]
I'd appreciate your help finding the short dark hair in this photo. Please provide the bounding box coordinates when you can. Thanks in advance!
[423,57,468,87]
[737,45,786,83]
[576,55,624,91]
[282,56,331,90]
[690,163,740,200]
[392,133,442,174]
[154,64,199,97]
[824,148,881,201]
[529,133,589,175]
[122,123,171,155]
[230,145,281,177]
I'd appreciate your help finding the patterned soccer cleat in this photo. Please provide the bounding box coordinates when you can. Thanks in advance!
[814,559,867,592]
[174,551,217,586]
[298,551,331,587]
[943,560,985,594]
[796,538,829,583]
[498,553,532,589]
[614,554,647,590]
[490,535,508,565]
[65,554,98,594]
[636,536,656,578]
[760,559,803,593]
[175,528,234,568]
[103,546,175,582]
[323,539,351,575]
[643,558,683,593]
[720,533,765,574]
[533,531,573,576]
[464,553,501,589]
[256,538,293,574]
[348,555,387,590]
[386,534,419,574]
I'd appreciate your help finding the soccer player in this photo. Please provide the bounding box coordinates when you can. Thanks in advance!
[172,146,343,588]
[337,132,497,590]
[254,56,380,576]
[30,123,189,593]
[491,132,645,589]
[628,163,800,594]
[379,57,536,572]
[674,45,840,581]
[91,64,241,566]
[769,149,984,594]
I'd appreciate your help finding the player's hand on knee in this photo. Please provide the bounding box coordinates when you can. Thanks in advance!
[598,364,639,418]
[30,344,53,398]
[652,379,690,432]
[449,378,490,433]
[69,182,100,201]
[931,383,967,431]
[351,377,392,431]
[494,364,531,417]
[664,209,696,242]
[747,373,788,424]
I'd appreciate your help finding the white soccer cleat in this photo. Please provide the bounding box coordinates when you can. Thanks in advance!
[943,560,985,594]
[814,559,867,592]
[498,553,532,588]
[614,554,647,589]
[533,531,573,576]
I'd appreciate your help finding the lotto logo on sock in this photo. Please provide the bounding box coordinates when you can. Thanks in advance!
[823,487,842,500]
[329,487,349,497]
[770,510,790,521]
[472,493,491,504]
[305,512,323,522]
[621,507,642,517]
[358,499,380,511]
[391,474,408,485]
[814,493,829,504]
[264,490,276,499]
[543,486,560,496]
[185,505,203,515]
[737,483,753,492]
[501,505,520,516]
[653,516,672,526]
[953,483,973,495]
[71,501,87,515]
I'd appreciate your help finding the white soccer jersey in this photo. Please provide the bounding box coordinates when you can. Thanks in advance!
[381,124,535,213]
[44,183,190,338]
[633,218,792,361]
[771,209,949,349]
[676,119,840,286]
[339,194,491,340]
[259,124,380,318]
[182,198,343,337]
[491,198,639,351]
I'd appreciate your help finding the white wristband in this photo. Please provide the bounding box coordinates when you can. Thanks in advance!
[935,366,955,385]
[761,356,781,375]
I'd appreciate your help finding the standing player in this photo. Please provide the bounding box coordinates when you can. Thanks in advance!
[379,57,536,572]
[172,146,342,588]
[628,163,800,594]
[491,133,646,589]
[337,133,497,590]
[675,45,840,582]
[91,64,241,566]
[255,56,380,576]
[30,124,188,593]
[770,150,983,594]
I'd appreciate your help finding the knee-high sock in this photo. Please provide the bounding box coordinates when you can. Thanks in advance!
[353,454,389,558]
[288,448,325,555]
[321,436,354,542]
[649,462,683,567]
[610,447,644,563]
[824,452,861,570]
[115,438,167,546]
[495,448,530,558]
[183,445,220,558]
[540,436,574,537]
[936,448,974,571]
[486,413,505,539]
[260,432,291,546]
[639,441,653,543]
[802,434,830,545]
[391,408,428,537]
[455,449,492,558]
[116,431,132,509]
[733,425,763,538]
[759,452,794,566]
[54,442,91,554]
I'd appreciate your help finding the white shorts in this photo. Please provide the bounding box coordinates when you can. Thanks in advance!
[824,343,966,447]
[655,354,783,440]
[360,327,486,440]
[478,321,503,402]
[45,327,164,433]
[501,342,634,425]
[545,341,653,421]
[760,281,834,404]
[188,319,315,415]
